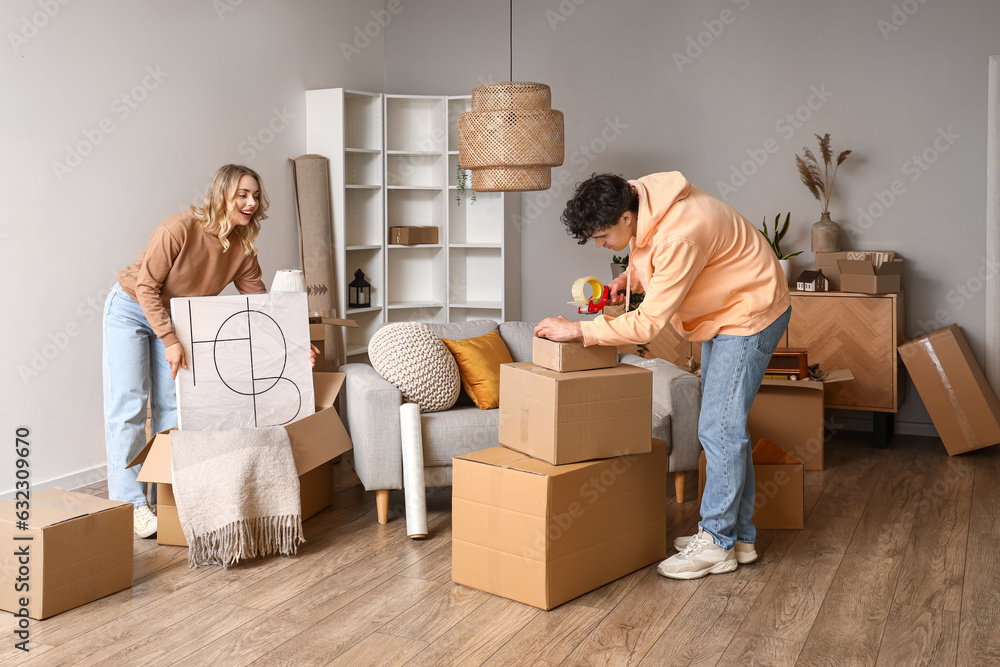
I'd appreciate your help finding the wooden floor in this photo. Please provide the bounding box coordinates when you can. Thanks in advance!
[4,430,1000,666]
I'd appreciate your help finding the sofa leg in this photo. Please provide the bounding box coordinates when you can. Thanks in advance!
[674,472,687,504]
[376,490,389,524]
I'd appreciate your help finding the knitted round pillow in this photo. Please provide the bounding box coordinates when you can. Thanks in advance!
[368,322,461,413]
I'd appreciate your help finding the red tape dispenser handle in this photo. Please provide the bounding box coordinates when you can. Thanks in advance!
[572,277,610,314]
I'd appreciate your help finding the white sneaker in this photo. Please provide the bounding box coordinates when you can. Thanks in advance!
[674,533,758,564]
[134,505,158,538]
[657,528,737,580]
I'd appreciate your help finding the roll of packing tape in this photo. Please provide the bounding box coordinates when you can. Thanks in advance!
[572,276,603,306]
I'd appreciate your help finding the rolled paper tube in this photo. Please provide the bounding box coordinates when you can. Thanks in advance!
[571,276,603,307]
[399,403,428,539]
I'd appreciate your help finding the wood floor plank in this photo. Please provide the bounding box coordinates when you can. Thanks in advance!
[957,532,1000,664]
[716,632,802,666]
[796,554,901,666]
[737,513,857,643]
[970,452,1000,536]
[730,528,798,584]
[380,582,491,643]
[482,601,606,666]
[639,577,766,666]
[0,642,53,666]
[847,467,925,559]
[882,435,936,475]
[565,568,647,612]
[397,543,452,584]
[403,596,539,666]
[249,576,440,666]
[810,447,886,519]
[326,632,428,667]
[877,603,959,667]
[921,453,975,502]
[90,602,263,667]
[561,566,702,666]
[894,499,970,612]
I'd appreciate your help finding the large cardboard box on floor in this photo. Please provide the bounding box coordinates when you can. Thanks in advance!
[532,337,618,372]
[698,439,804,530]
[127,372,353,546]
[452,441,667,610]
[747,370,853,471]
[499,362,652,465]
[898,324,1000,455]
[0,489,133,620]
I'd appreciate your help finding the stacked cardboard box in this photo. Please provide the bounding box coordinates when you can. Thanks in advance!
[452,338,667,610]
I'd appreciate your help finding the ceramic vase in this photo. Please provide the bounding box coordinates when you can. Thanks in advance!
[779,259,791,282]
[811,212,841,252]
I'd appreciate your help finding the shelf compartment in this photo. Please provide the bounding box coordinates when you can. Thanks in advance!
[447,96,471,149]
[343,250,383,311]
[449,246,503,305]
[346,151,381,187]
[448,191,503,245]
[386,95,445,153]
[450,301,502,309]
[387,152,444,188]
[345,92,382,151]
[387,189,445,228]
[345,308,383,357]
[450,307,502,324]
[345,189,383,246]
[387,245,446,306]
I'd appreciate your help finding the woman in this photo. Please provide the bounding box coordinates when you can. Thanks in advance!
[104,164,270,537]
[534,172,791,580]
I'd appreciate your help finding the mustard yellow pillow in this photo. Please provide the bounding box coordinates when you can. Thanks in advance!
[441,330,513,410]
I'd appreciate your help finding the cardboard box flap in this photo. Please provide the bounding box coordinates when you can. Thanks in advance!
[752,438,802,465]
[456,445,527,468]
[820,369,854,383]
[760,368,853,389]
[132,432,174,483]
[457,446,593,477]
[316,317,358,328]
[285,406,353,475]
[838,259,904,276]
[0,488,130,528]
[314,372,346,409]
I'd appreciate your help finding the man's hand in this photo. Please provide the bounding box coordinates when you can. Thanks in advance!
[534,316,584,342]
[607,272,628,305]
[165,343,188,380]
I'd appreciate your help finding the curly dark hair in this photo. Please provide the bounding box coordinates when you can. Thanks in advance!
[561,173,639,245]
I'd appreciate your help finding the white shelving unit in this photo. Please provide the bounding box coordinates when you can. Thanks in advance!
[306,89,521,360]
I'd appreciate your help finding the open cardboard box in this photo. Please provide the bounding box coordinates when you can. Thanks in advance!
[699,439,804,530]
[309,316,358,372]
[899,323,1000,455]
[127,372,353,546]
[748,369,853,470]
[0,489,133,619]
[838,258,903,294]
[452,441,667,610]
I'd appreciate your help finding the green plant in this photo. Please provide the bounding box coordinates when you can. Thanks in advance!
[455,164,476,206]
[795,133,851,215]
[759,212,802,260]
[612,254,628,266]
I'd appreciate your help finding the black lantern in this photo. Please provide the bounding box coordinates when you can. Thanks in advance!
[348,269,371,308]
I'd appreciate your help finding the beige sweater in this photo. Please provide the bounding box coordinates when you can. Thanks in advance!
[581,172,790,346]
[118,213,265,347]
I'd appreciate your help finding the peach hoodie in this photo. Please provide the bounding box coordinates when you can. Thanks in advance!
[579,172,790,346]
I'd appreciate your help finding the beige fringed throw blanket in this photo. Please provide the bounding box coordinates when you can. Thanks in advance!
[170,426,304,568]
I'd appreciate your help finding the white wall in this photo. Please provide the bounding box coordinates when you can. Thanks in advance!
[0,0,385,495]
[386,0,1000,432]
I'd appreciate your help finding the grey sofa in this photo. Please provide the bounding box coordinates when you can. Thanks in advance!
[340,320,702,523]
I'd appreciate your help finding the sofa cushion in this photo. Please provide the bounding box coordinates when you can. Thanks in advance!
[420,406,500,466]
[422,319,498,341]
[498,321,537,363]
[368,322,460,413]
[441,331,513,410]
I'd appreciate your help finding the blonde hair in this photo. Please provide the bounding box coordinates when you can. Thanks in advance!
[190,164,269,254]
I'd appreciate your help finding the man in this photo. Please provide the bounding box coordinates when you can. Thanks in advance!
[534,172,790,579]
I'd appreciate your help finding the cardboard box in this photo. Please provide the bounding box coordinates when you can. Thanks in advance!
[838,258,903,294]
[499,362,652,465]
[898,324,1000,455]
[388,226,438,245]
[0,489,132,619]
[748,370,852,470]
[127,372,353,546]
[532,337,618,372]
[815,251,851,290]
[698,439,804,530]
[452,441,667,610]
[309,316,359,372]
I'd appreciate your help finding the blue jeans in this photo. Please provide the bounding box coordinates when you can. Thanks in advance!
[103,283,177,507]
[698,307,791,550]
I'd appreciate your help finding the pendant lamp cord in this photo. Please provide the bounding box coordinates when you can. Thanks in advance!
[509,0,513,81]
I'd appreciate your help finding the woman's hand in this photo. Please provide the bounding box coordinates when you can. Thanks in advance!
[607,272,628,305]
[165,343,187,379]
[534,317,584,343]
[309,344,320,368]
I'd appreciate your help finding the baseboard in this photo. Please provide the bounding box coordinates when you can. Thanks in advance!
[0,464,108,500]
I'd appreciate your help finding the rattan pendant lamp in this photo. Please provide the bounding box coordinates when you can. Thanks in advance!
[458,1,564,192]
